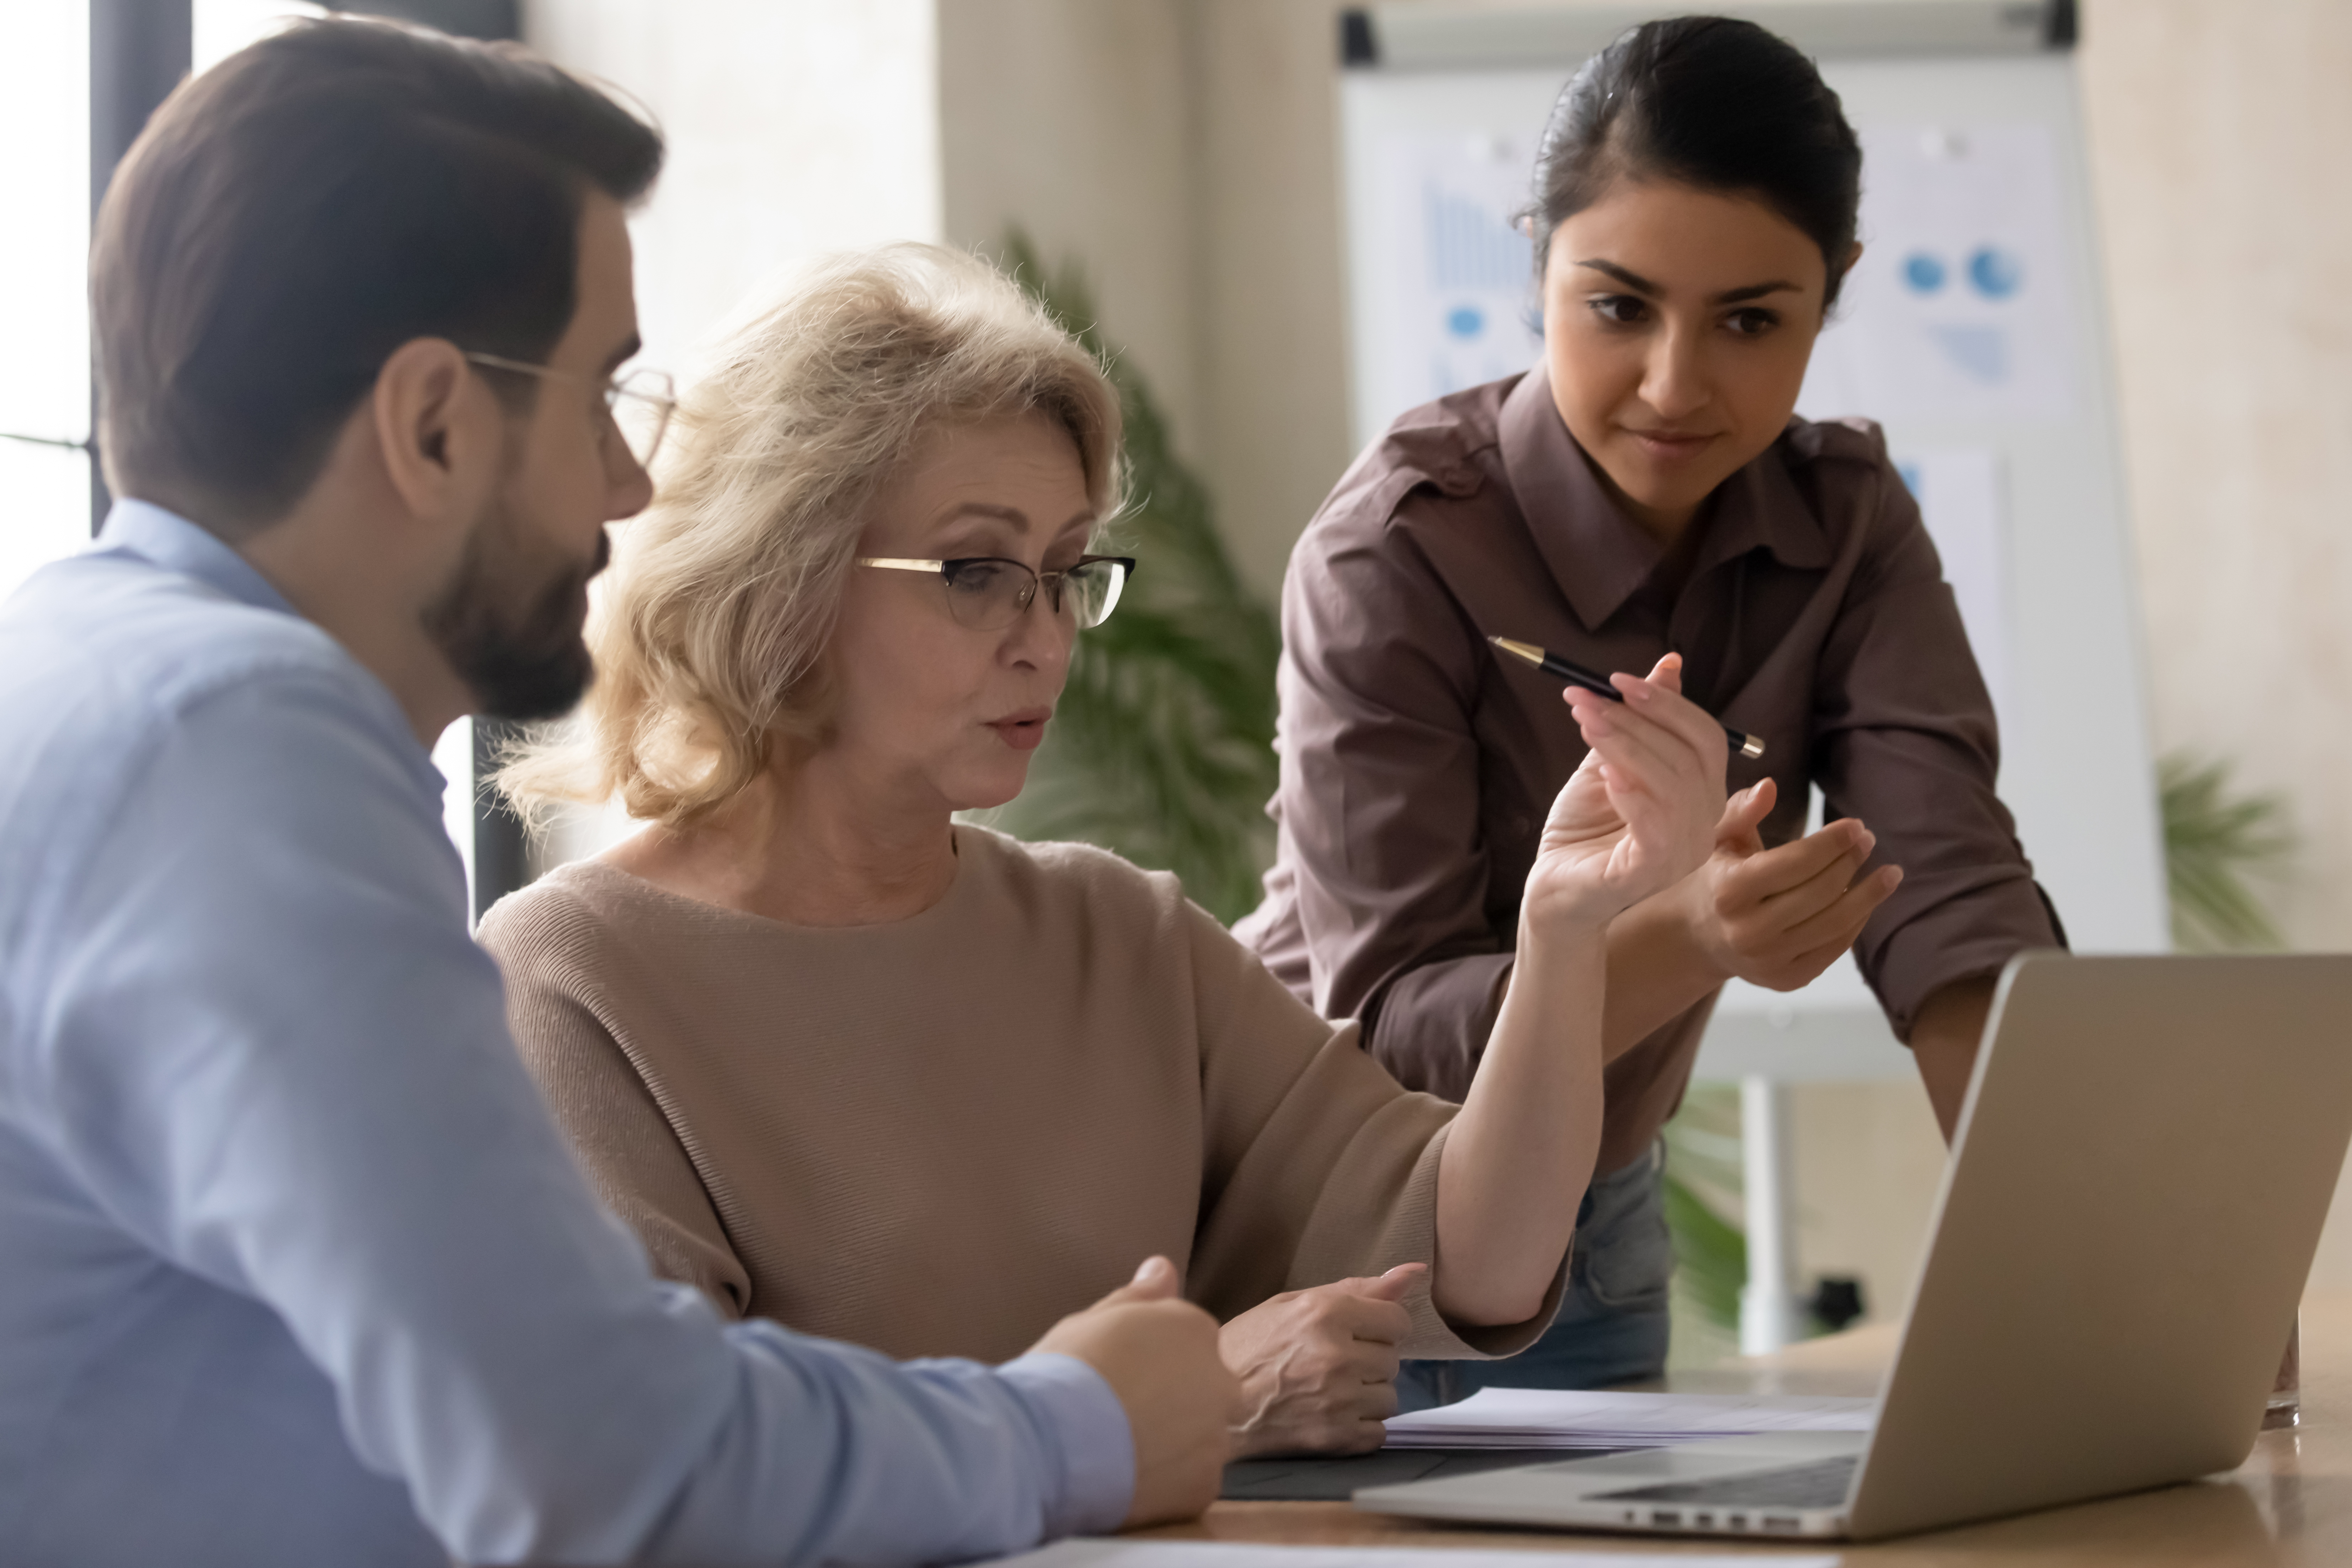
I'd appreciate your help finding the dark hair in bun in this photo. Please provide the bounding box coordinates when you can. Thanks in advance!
[1529,16,1863,304]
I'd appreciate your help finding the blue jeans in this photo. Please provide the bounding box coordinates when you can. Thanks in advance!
[1395,1142,1672,1411]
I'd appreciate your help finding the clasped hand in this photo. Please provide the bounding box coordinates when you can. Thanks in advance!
[1218,1263,1422,1457]
[1025,1257,1425,1520]
[1522,653,1727,931]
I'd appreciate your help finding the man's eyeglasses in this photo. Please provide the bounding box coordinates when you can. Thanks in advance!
[856,555,1137,632]
[463,351,677,469]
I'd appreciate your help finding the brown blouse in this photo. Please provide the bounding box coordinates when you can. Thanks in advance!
[478,826,1564,1366]
[1236,368,2060,1172]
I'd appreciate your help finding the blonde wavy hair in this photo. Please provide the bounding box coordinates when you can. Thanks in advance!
[497,242,1125,828]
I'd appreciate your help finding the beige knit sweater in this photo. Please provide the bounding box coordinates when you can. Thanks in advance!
[478,826,1564,1366]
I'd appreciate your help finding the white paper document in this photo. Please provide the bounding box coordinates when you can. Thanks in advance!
[989,1541,1840,1568]
[1381,1388,1876,1450]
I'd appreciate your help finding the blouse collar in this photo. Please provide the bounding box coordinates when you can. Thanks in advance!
[1495,364,1832,631]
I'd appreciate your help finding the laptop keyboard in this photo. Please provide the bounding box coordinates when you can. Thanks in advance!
[1589,1454,1859,1511]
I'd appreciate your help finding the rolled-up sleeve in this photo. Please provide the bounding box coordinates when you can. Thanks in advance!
[1814,467,2062,1038]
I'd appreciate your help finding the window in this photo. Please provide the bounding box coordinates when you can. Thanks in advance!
[0,5,91,603]
[192,1,325,73]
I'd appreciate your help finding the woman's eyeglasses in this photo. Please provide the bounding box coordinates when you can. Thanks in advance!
[462,351,677,469]
[856,555,1136,631]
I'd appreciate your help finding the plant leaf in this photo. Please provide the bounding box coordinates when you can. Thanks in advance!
[2159,749,2293,952]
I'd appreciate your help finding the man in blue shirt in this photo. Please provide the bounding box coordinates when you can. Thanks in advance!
[0,18,1235,1566]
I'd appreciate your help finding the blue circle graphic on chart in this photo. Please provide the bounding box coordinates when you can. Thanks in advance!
[1968,246,2024,299]
[1446,304,1485,339]
[1902,252,1947,294]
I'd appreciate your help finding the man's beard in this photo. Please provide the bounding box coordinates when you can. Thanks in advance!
[419,499,611,723]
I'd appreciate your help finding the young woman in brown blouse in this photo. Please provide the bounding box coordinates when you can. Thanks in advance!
[1236,17,2062,1402]
[481,244,1730,1458]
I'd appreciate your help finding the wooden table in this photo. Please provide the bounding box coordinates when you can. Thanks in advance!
[1141,1291,2352,1563]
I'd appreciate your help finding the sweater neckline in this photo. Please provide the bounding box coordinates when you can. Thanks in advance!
[553,824,990,938]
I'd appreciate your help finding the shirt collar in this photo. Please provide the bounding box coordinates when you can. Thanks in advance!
[1700,434,1834,580]
[94,498,448,796]
[94,498,300,619]
[1496,365,1832,630]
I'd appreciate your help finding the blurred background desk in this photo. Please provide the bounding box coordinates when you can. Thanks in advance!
[1146,1289,2350,1563]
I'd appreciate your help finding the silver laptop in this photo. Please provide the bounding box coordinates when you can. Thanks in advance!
[1358,952,2352,1542]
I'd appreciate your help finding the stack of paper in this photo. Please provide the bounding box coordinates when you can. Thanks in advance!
[1381,1388,1875,1450]
[988,1541,1841,1568]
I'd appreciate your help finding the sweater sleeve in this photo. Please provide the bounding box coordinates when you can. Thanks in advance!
[482,897,758,1322]
[1179,900,1566,1360]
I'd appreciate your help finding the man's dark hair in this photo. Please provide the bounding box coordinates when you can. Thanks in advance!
[1528,16,1862,306]
[91,17,664,538]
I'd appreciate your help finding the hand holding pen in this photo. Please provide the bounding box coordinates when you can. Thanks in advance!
[1489,636,1766,760]
[1490,635,1901,992]
[1520,652,1726,929]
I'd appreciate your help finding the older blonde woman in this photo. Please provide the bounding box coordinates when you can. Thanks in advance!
[480,244,1726,1457]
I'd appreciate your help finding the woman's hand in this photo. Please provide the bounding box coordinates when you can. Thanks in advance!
[1672,776,1904,991]
[1437,660,1716,1326]
[1218,1264,1422,1457]
[1521,653,1726,933]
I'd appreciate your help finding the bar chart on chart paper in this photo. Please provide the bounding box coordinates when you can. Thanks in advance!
[1351,130,1546,442]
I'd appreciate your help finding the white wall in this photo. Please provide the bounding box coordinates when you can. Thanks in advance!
[1187,0,1363,597]
[938,0,1206,460]
[521,0,944,866]
[933,0,1365,598]
[2083,0,2352,955]
[526,0,941,379]
[2079,0,2352,1291]
[0,2,91,601]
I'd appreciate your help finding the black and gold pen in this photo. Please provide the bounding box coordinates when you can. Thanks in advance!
[1488,636,1766,761]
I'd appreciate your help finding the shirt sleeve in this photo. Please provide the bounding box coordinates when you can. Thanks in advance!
[21,672,1133,1564]
[488,919,758,1322]
[1179,899,1564,1360]
[1269,505,1518,1101]
[1816,461,2063,1037]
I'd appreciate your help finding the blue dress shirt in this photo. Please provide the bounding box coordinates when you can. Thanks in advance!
[0,501,1134,1567]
